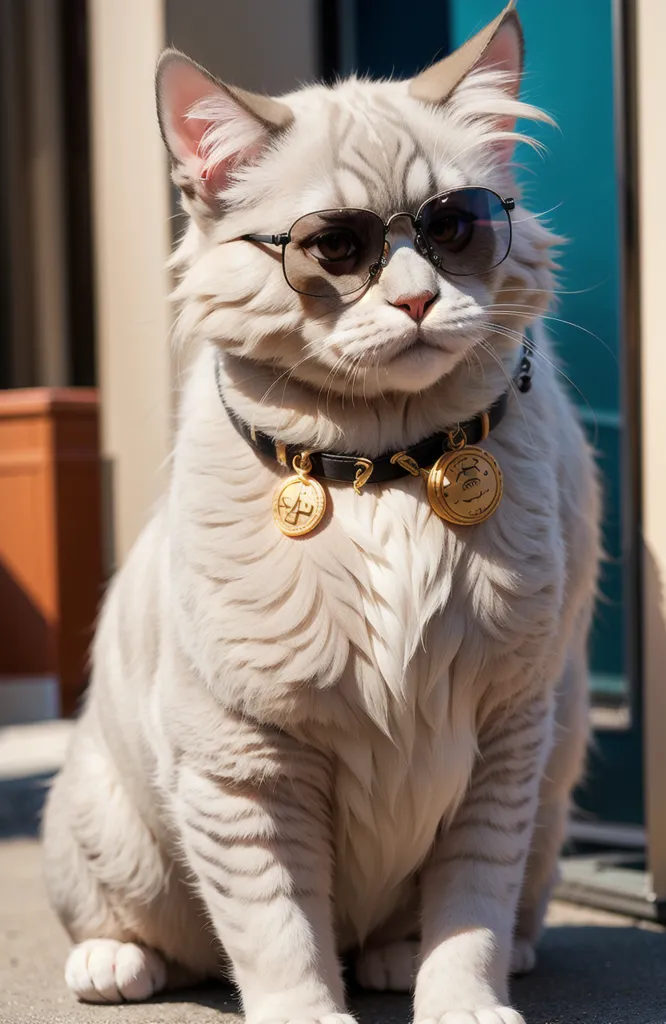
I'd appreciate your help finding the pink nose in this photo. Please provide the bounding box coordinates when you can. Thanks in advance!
[389,290,437,323]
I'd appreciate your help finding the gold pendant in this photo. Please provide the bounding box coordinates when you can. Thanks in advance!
[427,446,503,526]
[273,452,326,537]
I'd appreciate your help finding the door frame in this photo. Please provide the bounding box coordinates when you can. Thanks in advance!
[636,0,666,915]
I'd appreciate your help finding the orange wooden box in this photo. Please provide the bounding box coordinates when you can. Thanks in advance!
[0,389,104,716]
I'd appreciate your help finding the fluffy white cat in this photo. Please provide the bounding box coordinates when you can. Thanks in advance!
[43,4,600,1023]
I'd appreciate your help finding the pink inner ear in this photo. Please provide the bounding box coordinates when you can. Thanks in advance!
[160,60,237,195]
[198,160,229,195]
[161,60,221,167]
[473,16,524,162]
[159,58,269,199]
[476,17,523,97]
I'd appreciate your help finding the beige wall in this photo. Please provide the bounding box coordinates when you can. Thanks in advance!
[636,0,666,898]
[88,0,173,571]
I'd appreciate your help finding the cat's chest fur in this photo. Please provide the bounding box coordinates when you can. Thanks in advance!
[317,470,562,941]
[171,352,565,942]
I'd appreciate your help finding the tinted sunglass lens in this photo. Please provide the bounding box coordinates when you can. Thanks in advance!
[284,210,385,297]
[419,187,511,276]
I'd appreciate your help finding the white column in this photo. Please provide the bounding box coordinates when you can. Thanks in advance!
[636,0,666,903]
[88,0,173,570]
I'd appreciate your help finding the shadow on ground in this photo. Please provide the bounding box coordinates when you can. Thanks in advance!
[149,920,666,1024]
[1,785,665,1024]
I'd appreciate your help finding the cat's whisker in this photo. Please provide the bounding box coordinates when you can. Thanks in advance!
[480,320,599,446]
[467,346,486,391]
[492,284,598,298]
[317,353,353,422]
[342,353,365,410]
[475,334,534,445]
[253,335,330,404]
[362,360,371,410]
[484,308,619,367]
[255,349,320,416]
[330,356,353,414]
[349,357,364,409]
[510,202,564,224]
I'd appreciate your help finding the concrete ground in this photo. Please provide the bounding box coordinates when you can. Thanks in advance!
[2,724,666,1024]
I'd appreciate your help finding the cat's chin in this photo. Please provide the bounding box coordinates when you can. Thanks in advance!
[375,341,461,394]
[287,342,461,399]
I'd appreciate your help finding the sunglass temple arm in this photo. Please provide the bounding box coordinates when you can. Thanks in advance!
[243,233,290,246]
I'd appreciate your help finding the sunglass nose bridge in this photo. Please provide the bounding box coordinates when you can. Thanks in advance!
[383,212,438,270]
[385,210,416,233]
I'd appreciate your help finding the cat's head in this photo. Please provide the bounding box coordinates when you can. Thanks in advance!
[157,1,555,399]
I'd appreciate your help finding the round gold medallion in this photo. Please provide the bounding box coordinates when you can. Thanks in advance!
[427,446,503,526]
[273,475,326,537]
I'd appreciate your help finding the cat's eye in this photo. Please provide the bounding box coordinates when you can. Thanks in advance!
[306,230,359,264]
[284,209,385,297]
[426,211,474,248]
[241,187,513,297]
[417,188,512,277]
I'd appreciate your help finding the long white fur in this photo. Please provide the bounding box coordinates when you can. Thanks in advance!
[43,37,600,1024]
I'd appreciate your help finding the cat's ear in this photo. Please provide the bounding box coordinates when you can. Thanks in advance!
[409,1,523,123]
[156,49,293,212]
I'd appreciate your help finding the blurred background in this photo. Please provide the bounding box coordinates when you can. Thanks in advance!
[0,0,664,925]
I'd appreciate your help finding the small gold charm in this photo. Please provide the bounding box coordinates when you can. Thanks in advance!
[427,446,503,526]
[353,458,374,495]
[390,451,424,478]
[273,452,326,537]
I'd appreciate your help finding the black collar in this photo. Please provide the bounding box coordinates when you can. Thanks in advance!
[215,349,531,487]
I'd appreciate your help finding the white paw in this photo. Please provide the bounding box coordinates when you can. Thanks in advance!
[417,1010,525,1024]
[65,939,167,1003]
[510,937,537,976]
[356,940,419,991]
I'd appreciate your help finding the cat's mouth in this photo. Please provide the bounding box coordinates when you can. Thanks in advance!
[383,332,458,364]
[381,316,488,366]
[378,337,457,380]
[328,320,479,376]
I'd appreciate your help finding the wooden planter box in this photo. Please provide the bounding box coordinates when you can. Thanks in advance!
[0,389,104,716]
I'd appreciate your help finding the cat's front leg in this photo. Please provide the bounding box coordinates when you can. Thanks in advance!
[414,697,552,1024]
[174,729,352,1024]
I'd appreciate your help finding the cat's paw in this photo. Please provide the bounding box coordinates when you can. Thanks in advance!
[510,937,537,976]
[65,939,167,1003]
[417,1010,524,1024]
[356,940,419,991]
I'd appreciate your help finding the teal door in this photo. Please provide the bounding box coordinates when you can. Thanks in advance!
[351,0,641,824]
[450,0,640,827]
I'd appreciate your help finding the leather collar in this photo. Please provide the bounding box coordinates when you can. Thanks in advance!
[215,350,531,487]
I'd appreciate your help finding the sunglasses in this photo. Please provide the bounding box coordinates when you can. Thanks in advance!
[242,187,514,299]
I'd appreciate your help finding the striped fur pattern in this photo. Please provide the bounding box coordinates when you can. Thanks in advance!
[43,15,600,1024]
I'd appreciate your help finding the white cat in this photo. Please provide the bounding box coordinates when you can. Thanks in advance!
[43,4,600,1023]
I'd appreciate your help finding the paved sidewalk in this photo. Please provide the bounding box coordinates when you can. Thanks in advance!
[1,724,665,1024]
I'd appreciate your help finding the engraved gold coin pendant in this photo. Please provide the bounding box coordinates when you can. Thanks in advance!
[427,446,503,526]
[273,475,326,537]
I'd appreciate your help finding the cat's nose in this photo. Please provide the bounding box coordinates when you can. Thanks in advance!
[389,290,438,323]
